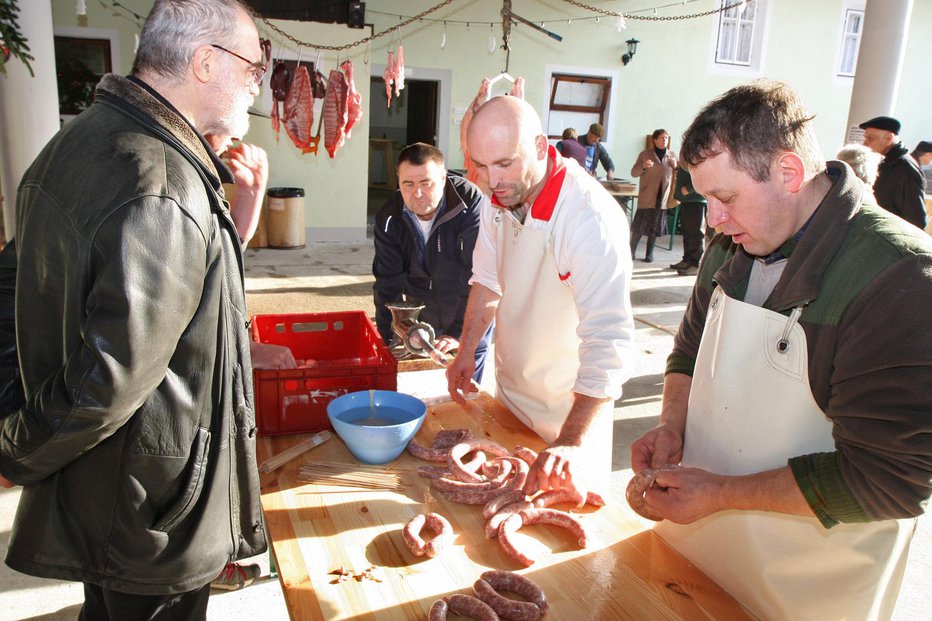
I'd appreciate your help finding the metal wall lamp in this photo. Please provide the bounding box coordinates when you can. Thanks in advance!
[622,38,639,65]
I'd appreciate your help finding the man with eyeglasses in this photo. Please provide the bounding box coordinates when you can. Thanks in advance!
[0,1,271,618]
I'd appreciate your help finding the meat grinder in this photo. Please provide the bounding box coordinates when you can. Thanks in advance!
[385,301,448,367]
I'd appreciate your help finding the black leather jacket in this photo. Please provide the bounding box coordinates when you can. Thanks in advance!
[0,75,266,594]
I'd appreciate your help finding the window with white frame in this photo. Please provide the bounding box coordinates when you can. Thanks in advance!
[837,9,864,76]
[715,0,758,66]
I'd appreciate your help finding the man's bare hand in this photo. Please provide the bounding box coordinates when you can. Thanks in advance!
[445,352,478,405]
[630,422,683,473]
[522,443,587,498]
[250,342,297,369]
[640,466,725,524]
[0,474,15,489]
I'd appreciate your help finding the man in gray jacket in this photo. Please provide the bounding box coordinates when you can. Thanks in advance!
[0,1,268,618]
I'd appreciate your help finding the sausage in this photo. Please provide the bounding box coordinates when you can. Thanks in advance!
[446,593,500,621]
[513,446,538,466]
[625,466,678,520]
[449,439,511,482]
[407,438,450,463]
[483,490,526,519]
[462,450,488,474]
[474,578,541,621]
[520,508,587,547]
[402,514,428,556]
[444,485,516,506]
[498,514,534,566]
[531,488,605,510]
[486,500,532,538]
[424,512,454,557]
[417,465,453,479]
[433,428,474,449]
[403,512,454,558]
[432,473,510,494]
[480,570,548,615]
[428,598,449,621]
[498,508,588,566]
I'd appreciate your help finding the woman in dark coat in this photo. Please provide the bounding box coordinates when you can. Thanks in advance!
[629,129,678,262]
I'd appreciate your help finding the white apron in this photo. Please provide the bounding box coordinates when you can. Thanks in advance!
[656,288,914,620]
[492,206,613,488]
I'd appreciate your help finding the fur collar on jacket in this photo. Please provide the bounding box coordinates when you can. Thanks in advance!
[96,74,218,177]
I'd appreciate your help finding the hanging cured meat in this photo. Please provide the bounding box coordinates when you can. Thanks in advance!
[341,60,363,139]
[461,78,491,187]
[311,68,328,100]
[269,60,292,140]
[510,76,525,99]
[282,65,315,153]
[383,51,395,108]
[394,45,405,95]
[323,68,349,158]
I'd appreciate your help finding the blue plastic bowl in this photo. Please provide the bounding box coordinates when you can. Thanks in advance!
[327,390,427,465]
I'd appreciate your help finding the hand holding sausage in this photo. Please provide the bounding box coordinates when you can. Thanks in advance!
[637,466,727,524]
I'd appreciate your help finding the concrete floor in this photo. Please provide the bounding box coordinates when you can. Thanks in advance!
[1,236,928,620]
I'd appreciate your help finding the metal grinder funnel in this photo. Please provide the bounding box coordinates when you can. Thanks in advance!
[386,301,437,357]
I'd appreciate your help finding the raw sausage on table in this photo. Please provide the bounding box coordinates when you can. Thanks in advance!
[428,598,448,621]
[497,508,587,566]
[446,594,499,621]
[480,571,548,615]
[449,439,510,482]
[474,578,541,621]
[402,512,454,558]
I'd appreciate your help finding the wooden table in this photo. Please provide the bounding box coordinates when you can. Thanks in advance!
[601,180,638,223]
[257,393,754,620]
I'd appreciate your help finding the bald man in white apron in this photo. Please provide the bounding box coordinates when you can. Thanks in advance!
[448,96,635,497]
[630,82,931,620]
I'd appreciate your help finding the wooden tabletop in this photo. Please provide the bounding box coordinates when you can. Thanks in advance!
[257,392,754,620]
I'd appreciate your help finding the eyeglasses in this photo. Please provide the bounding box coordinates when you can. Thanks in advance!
[211,44,267,85]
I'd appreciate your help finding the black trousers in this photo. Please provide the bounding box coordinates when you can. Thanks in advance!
[678,202,707,266]
[79,583,211,621]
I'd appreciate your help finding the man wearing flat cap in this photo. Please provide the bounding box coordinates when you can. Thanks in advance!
[859,115,926,229]
[577,122,616,180]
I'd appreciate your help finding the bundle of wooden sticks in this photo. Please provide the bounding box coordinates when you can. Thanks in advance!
[298,461,411,491]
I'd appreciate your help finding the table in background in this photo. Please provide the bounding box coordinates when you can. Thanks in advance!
[256,393,754,620]
[601,180,638,224]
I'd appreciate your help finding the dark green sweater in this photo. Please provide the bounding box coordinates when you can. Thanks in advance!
[668,162,932,528]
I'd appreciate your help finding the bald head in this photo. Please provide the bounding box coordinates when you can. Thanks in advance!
[466,96,549,207]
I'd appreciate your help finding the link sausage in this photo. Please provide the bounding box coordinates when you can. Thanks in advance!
[486,500,532,538]
[474,578,541,621]
[402,514,428,556]
[449,439,511,482]
[428,598,448,621]
[424,512,454,557]
[498,508,588,566]
[483,490,526,519]
[447,593,500,621]
[480,571,548,615]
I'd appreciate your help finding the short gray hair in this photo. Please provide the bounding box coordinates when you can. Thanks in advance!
[132,0,248,83]
[836,144,881,186]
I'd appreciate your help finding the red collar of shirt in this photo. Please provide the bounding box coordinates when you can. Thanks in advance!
[490,145,566,222]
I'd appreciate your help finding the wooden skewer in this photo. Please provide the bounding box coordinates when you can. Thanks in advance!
[298,462,410,490]
[258,430,332,474]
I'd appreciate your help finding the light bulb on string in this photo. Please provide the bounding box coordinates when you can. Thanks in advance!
[76,0,87,16]
[737,1,749,16]
[488,24,496,53]
[615,15,626,31]
[441,21,447,49]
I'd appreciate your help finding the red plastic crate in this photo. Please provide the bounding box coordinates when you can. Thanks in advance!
[250,311,397,435]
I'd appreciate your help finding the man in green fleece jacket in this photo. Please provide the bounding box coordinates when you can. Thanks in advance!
[629,81,932,621]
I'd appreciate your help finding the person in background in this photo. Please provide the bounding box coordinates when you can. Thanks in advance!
[629,129,678,262]
[668,166,708,276]
[556,127,587,168]
[578,123,615,179]
[859,115,926,229]
[631,80,931,621]
[447,96,636,499]
[373,142,491,381]
[910,140,932,189]
[836,143,881,189]
[0,1,270,618]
